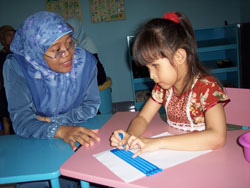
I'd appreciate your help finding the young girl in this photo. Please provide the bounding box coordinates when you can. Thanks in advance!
[110,12,230,158]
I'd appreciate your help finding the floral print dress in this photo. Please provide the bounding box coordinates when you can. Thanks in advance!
[151,76,230,132]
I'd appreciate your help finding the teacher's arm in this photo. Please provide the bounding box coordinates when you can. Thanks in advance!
[3,56,60,139]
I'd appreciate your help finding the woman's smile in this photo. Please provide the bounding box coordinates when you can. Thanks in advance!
[62,59,72,67]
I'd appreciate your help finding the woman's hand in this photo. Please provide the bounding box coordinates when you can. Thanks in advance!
[110,129,130,149]
[55,126,100,151]
[37,115,50,122]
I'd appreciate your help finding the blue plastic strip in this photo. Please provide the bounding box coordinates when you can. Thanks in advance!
[110,148,162,176]
[116,149,156,175]
[116,149,160,175]
[111,149,150,176]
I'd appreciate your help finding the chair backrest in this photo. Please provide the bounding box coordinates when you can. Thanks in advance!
[99,87,112,114]
[98,77,113,114]
[224,87,250,127]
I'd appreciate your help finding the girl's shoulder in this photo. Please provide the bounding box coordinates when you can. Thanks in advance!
[197,75,218,85]
[193,75,229,105]
[194,75,222,92]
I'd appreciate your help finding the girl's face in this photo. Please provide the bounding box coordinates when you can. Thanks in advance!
[146,58,178,89]
[44,33,74,73]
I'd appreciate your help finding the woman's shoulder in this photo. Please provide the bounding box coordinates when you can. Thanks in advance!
[4,54,21,69]
[3,54,24,77]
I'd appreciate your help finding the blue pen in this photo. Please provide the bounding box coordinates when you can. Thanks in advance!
[119,132,123,139]
[119,133,125,147]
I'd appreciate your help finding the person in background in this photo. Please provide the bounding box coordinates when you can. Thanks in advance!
[3,11,101,188]
[66,17,107,86]
[110,12,230,158]
[0,25,15,135]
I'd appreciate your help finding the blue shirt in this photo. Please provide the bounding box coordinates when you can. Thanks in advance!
[3,55,101,139]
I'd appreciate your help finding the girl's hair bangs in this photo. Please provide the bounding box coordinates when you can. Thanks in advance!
[133,31,168,66]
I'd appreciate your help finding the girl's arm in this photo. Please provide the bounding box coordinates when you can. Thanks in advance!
[132,103,227,157]
[110,97,161,148]
[127,97,162,136]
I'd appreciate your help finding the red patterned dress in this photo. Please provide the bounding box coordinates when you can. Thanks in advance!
[151,76,230,132]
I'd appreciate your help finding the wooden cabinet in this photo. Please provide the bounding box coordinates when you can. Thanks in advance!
[127,25,240,111]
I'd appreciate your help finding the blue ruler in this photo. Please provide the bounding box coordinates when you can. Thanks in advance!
[110,133,162,176]
[110,149,162,176]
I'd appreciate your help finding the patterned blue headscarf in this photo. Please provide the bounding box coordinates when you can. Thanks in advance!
[10,11,96,116]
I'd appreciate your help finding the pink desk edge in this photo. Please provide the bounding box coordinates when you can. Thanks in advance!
[60,112,250,188]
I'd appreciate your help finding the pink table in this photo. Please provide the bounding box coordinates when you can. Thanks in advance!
[60,112,250,188]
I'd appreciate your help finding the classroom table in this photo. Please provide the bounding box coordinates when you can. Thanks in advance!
[60,111,250,188]
[0,114,112,187]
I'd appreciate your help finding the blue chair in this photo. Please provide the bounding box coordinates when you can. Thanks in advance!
[98,77,112,114]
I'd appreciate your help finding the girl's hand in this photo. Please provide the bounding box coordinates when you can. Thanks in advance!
[110,129,129,149]
[129,137,161,158]
[55,126,100,151]
[126,135,144,151]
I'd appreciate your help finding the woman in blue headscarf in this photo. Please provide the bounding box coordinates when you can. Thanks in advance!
[3,11,101,153]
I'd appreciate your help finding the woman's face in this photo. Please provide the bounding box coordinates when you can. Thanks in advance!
[44,33,75,73]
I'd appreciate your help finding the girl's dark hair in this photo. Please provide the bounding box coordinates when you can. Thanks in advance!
[132,12,213,94]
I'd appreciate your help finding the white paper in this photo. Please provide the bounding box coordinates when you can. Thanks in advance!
[94,132,211,183]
